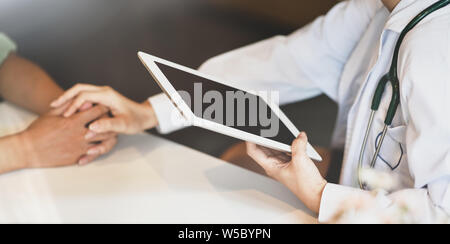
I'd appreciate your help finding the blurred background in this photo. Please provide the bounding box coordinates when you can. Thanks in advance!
[0,0,338,158]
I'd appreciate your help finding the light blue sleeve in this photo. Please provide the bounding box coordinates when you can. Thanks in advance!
[0,33,17,67]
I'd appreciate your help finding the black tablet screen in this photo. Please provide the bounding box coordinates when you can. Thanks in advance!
[156,62,296,146]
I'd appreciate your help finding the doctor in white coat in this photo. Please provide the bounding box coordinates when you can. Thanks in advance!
[52,0,450,222]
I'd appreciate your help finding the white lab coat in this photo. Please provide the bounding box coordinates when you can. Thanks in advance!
[149,0,450,222]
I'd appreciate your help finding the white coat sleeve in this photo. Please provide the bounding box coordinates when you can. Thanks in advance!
[318,184,449,223]
[149,0,381,134]
[318,22,450,223]
[0,33,16,67]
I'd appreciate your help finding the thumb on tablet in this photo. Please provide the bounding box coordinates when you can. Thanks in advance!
[292,132,309,160]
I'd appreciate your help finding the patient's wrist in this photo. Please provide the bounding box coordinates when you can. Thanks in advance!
[16,131,36,169]
[0,134,28,174]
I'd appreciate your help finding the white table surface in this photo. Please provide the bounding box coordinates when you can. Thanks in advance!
[0,102,317,224]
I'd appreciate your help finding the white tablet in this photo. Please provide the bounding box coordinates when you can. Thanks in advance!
[138,52,322,161]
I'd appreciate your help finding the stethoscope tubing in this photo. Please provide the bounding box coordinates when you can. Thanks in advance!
[357,0,450,190]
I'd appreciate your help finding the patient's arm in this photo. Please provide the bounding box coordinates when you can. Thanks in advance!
[0,53,64,115]
[0,135,26,173]
[0,105,116,174]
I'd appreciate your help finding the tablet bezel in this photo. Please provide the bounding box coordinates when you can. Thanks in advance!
[138,51,322,161]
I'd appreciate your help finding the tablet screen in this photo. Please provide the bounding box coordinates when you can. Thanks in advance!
[155,62,296,146]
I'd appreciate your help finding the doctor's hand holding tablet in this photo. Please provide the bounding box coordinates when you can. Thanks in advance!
[51,52,327,214]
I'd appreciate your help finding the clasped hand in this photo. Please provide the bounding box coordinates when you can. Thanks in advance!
[20,100,117,168]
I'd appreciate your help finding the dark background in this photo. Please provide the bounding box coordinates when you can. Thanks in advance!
[0,0,338,158]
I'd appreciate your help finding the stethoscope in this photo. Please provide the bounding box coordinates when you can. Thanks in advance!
[357,0,450,190]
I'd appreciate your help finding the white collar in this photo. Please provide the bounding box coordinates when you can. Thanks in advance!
[384,0,443,33]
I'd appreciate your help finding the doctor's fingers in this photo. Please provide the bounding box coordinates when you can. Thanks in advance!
[79,137,118,165]
[63,89,119,117]
[292,132,308,158]
[73,105,110,126]
[48,100,72,116]
[85,131,117,142]
[51,84,104,108]
[87,136,118,156]
[258,146,291,163]
[79,102,94,112]
[89,116,130,134]
[246,142,285,173]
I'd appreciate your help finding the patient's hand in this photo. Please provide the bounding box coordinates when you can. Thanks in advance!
[18,104,117,169]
